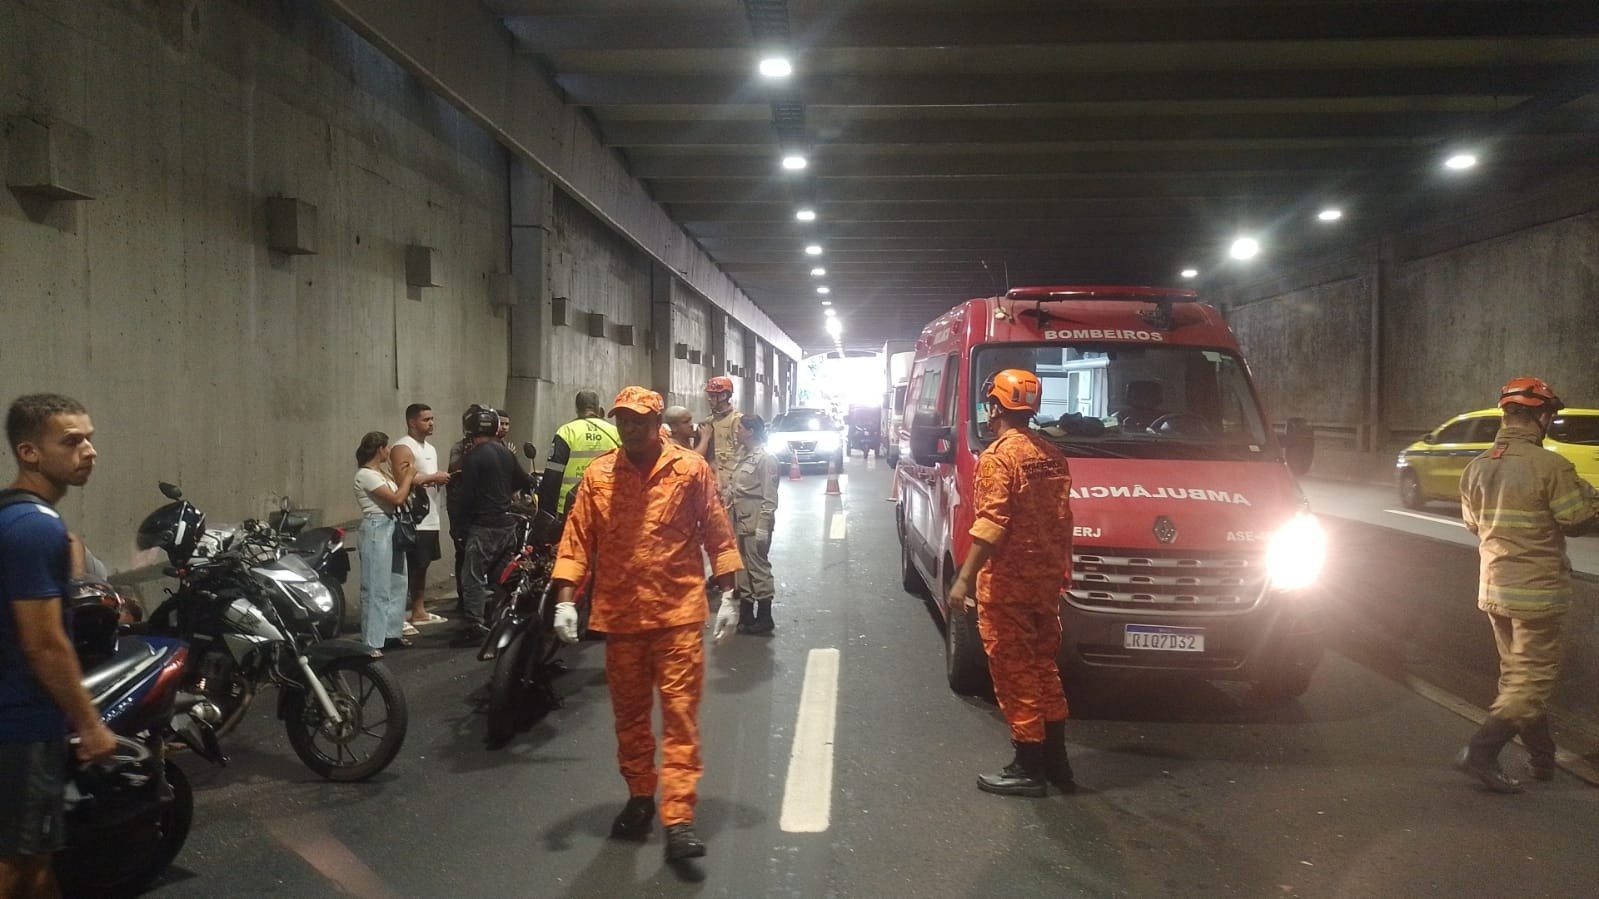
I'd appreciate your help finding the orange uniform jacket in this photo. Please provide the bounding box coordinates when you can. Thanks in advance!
[969,429,1074,602]
[553,441,743,633]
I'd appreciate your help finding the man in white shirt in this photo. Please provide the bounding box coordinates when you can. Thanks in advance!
[390,404,453,629]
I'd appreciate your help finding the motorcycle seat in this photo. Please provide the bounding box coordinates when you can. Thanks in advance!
[83,637,160,703]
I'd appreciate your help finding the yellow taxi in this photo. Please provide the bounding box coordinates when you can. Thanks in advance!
[1396,407,1599,509]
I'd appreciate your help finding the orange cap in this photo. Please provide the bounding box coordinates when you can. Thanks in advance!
[609,386,664,416]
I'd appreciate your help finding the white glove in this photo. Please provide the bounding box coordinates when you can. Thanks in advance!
[553,602,580,644]
[713,597,739,645]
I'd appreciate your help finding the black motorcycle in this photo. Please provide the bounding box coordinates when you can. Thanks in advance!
[138,482,408,781]
[55,581,225,899]
[477,507,567,746]
[268,498,352,638]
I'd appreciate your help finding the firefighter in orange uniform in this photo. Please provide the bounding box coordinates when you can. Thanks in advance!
[550,386,743,861]
[946,369,1075,797]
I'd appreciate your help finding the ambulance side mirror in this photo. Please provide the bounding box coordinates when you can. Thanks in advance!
[911,425,955,466]
[1282,417,1314,476]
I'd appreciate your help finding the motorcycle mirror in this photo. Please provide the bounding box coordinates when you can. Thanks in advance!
[522,442,538,462]
[159,482,183,500]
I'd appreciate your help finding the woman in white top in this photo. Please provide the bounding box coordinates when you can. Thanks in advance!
[353,432,416,655]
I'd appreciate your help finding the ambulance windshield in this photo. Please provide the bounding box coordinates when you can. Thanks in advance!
[972,344,1271,460]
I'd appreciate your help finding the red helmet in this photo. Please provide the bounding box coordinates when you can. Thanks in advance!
[982,369,1042,413]
[705,376,734,395]
[1498,377,1563,411]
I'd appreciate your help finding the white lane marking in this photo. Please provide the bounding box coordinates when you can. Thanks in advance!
[828,511,848,540]
[780,648,841,833]
[1383,508,1468,529]
[1340,650,1599,787]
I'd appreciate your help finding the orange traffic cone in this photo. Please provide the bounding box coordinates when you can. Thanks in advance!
[789,458,802,481]
[824,457,842,496]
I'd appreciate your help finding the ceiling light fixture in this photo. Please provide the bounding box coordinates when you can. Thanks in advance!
[781,154,808,171]
[825,317,843,338]
[1444,152,1478,171]
[810,267,826,277]
[1229,236,1261,261]
[804,244,823,256]
[1180,268,1199,279]
[795,208,816,222]
[1317,208,1343,222]
[758,56,793,79]
[817,286,831,295]
[821,300,832,306]
[824,308,836,317]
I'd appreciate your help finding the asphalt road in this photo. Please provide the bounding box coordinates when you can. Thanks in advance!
[147,459,1599,899]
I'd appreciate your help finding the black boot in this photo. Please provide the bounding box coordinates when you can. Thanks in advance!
[610,796,656,840]
[736,600,756,634]
[1522,716,1557,781]
[664,823,707,860]
[977,741,1048,797]
[1043,720,1076,791]
[1454,716,1524,793]
[749,600,775,635]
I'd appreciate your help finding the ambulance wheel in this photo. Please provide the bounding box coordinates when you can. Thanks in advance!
[1249,645,1321,703]
[943,567,990,696]
[1399,471,1426,510]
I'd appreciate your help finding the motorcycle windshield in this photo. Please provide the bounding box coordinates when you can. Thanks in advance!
[253,553,318,582]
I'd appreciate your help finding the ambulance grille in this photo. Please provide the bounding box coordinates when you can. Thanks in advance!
[1067,548,1266,615]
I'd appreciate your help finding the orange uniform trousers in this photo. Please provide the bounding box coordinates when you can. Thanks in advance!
[977,593,1068,743]
[605,622,705,826]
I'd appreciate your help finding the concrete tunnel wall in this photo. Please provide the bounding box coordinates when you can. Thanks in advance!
[0,0,794,570]
[1218,197,1599,474]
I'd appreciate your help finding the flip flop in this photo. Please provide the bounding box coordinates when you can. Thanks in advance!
[409,612,447,626]
[402,623,420,637]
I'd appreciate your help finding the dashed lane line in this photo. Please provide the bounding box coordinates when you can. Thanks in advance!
[780,648,841,833]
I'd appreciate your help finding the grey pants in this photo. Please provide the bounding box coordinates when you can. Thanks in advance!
[734,530,774,603]
[462,524,514,626]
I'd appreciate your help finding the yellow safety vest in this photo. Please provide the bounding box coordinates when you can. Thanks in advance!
[556,417,620,513]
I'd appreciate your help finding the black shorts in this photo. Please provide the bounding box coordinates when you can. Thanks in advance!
[0,740,68,856]
[405,529,442,569]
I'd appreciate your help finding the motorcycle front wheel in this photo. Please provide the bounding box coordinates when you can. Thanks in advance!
[284,656,408,781]
[486,628,545,746]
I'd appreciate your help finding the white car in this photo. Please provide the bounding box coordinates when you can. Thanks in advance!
[767,408,845,471]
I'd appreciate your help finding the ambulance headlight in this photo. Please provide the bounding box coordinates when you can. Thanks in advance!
[1266,513,1326,591]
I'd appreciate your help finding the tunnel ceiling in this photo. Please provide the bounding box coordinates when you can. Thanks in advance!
[482,0,1599,353]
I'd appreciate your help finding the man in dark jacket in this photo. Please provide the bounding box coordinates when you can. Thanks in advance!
[454,405,535,642]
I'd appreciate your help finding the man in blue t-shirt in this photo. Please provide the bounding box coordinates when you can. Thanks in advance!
[1,394,116,897]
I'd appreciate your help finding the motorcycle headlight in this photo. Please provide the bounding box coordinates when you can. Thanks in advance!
[1266,513,1326,592]
[300,579,335,614]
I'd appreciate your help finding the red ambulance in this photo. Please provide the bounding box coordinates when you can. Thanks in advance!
[894,286,1326,698]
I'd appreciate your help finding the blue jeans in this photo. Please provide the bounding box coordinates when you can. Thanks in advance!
[359,514,408,650]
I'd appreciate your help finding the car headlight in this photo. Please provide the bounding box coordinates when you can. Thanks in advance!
[815,432,840,451]
[1266,513,1326,591]
[767,436,787,452]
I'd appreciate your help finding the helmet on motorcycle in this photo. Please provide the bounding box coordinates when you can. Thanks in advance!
[1498,377,1564,412]
[462,404,500,438]
[705,376,734,396]
[135,500,205,566]
[64,735,165,824]
[982,369,1042,414]
[66,580,125,663]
